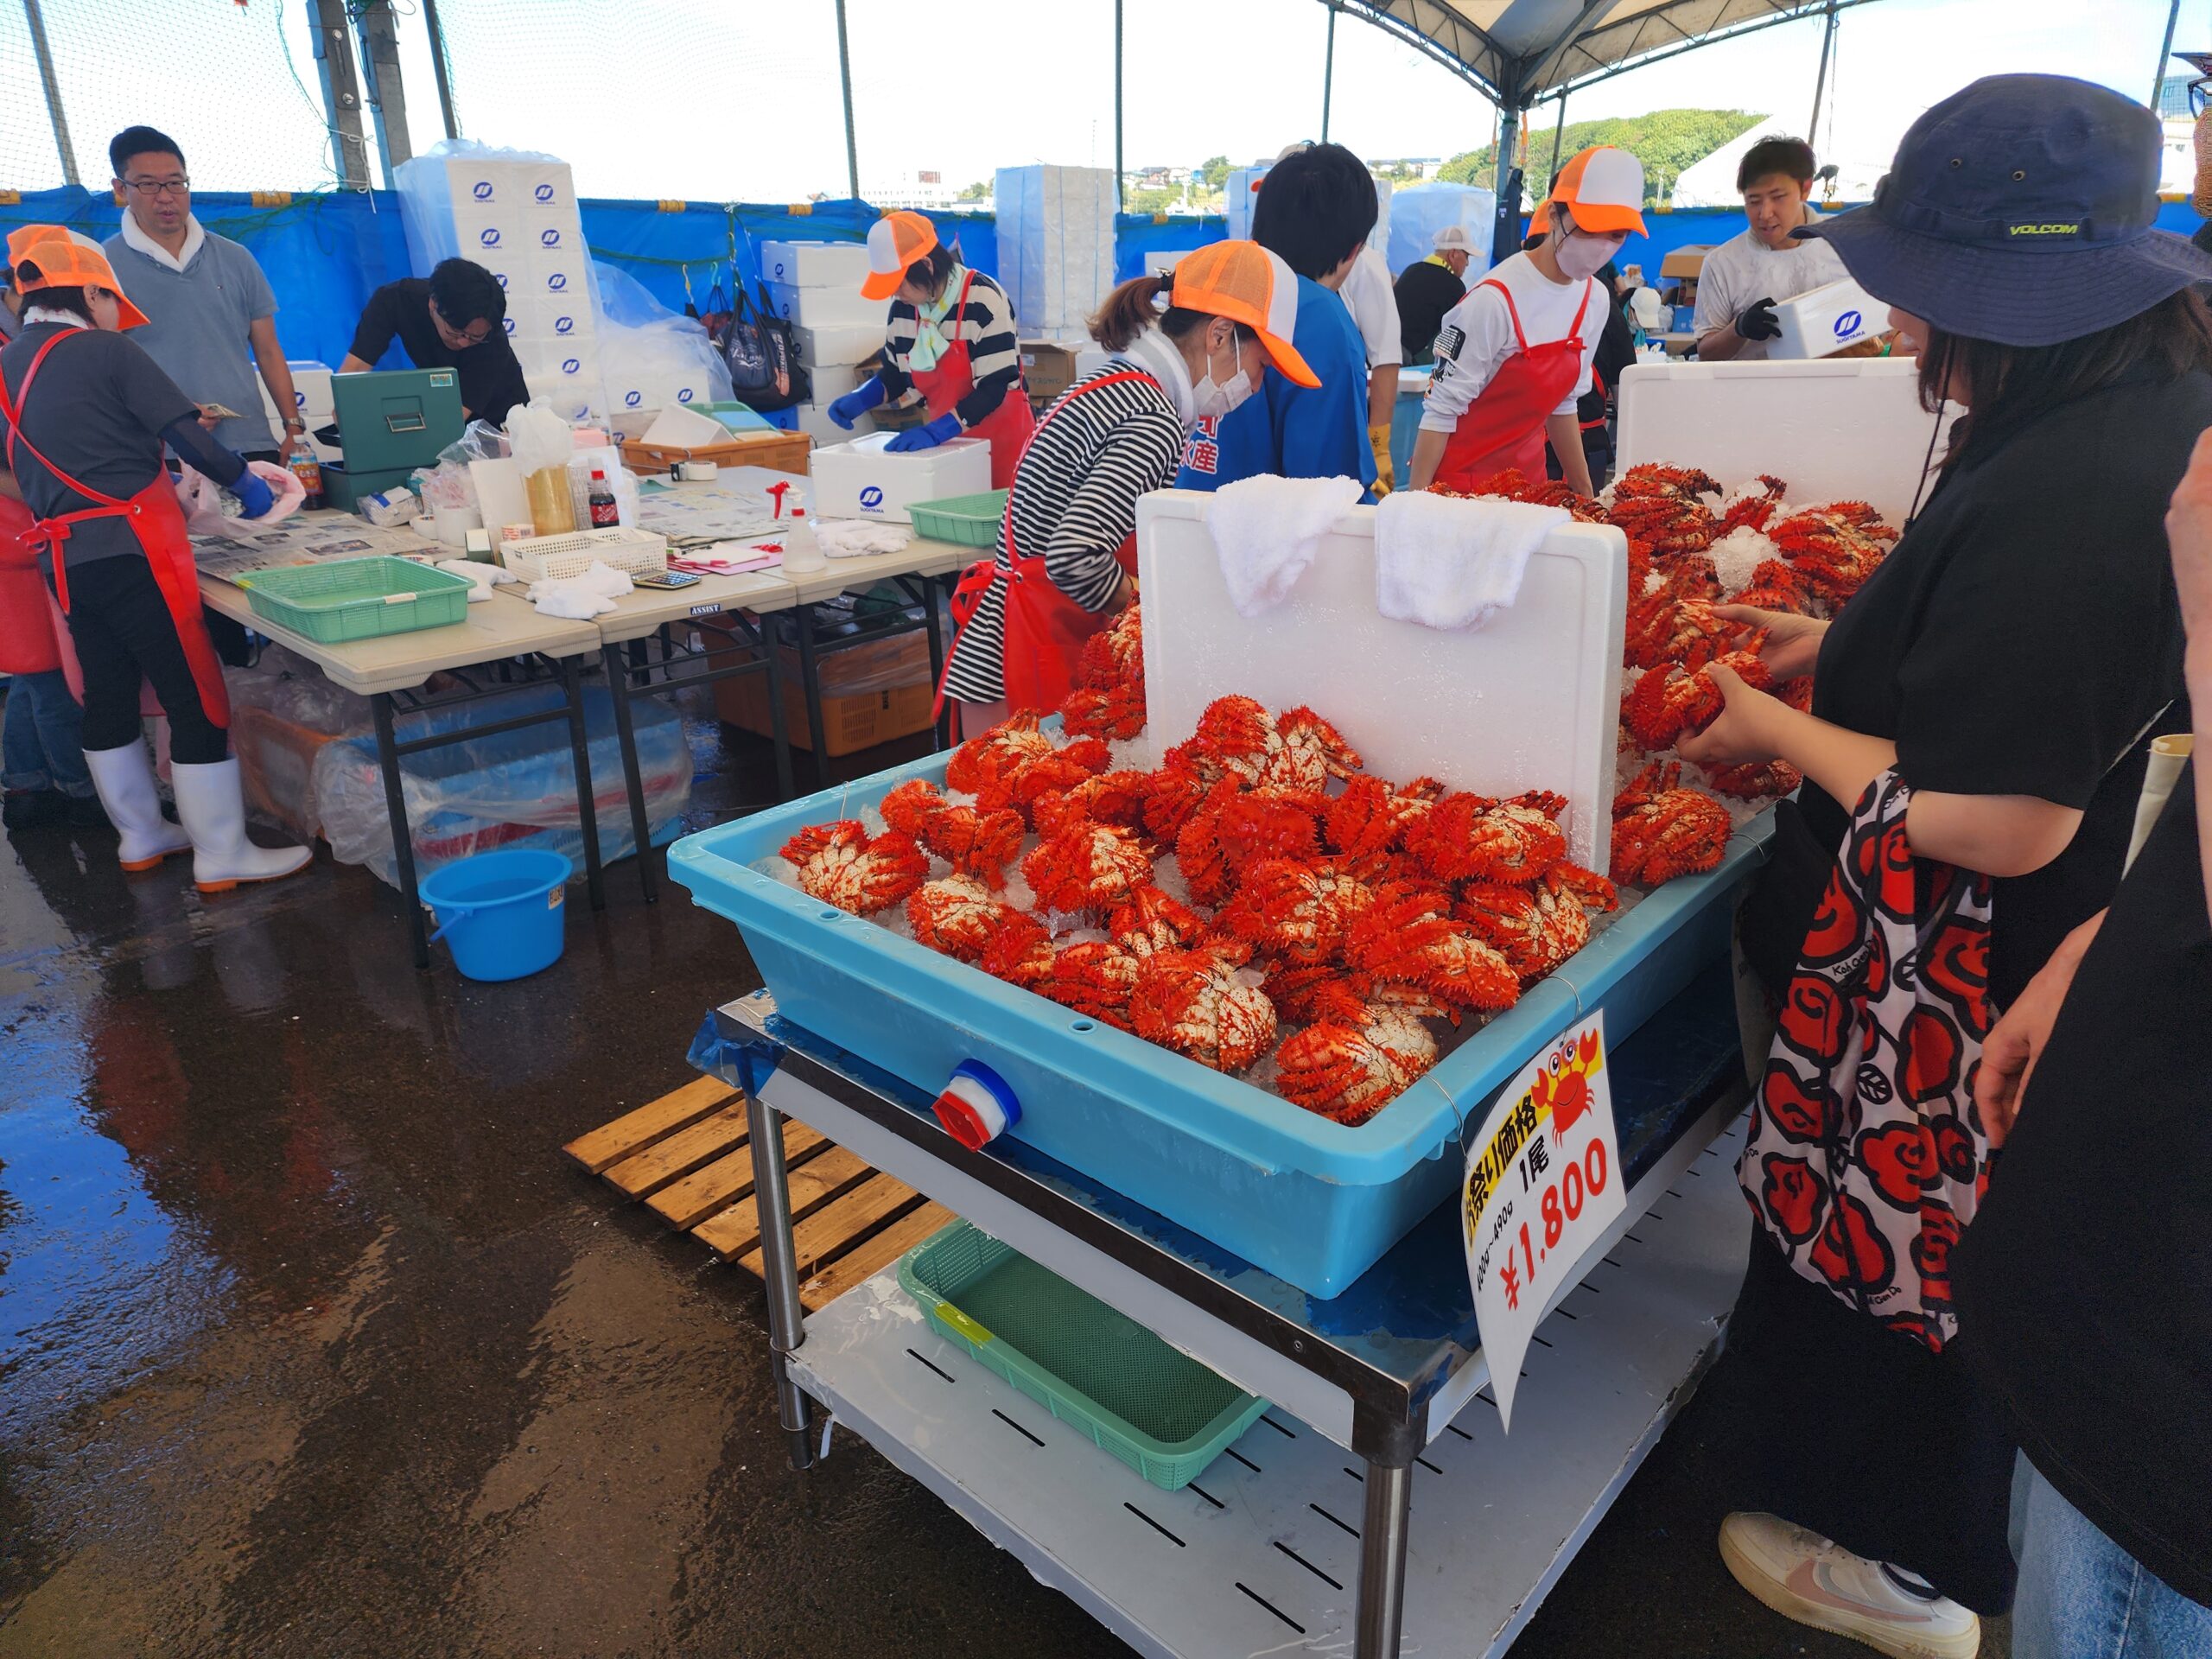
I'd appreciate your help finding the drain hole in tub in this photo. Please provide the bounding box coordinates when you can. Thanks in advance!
[1071,1019,1096,1033]
[817,908,842,920]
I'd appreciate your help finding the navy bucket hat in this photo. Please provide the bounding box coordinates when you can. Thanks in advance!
[1798,73,2212,346]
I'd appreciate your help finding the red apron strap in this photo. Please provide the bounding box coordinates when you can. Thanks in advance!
[1478,278,1533,353]
[999,368,1159,565]
[1567,276,1596,343]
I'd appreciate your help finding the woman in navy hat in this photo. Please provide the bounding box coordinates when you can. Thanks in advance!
[1679,73,2212,1656]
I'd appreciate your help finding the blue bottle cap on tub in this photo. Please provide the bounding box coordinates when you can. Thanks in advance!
[933,1059,1020,1149]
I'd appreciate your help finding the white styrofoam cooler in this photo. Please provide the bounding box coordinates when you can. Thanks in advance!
[810,433,991,521]
[760,240,872,289]
[1136,491,1627,871]
[259,359,335,428]
[765,279,882,329]
[792,320,884,369]
[1769,276,1885,360]
[794,402,869,444]
[1616,358,1956,528]
[808,360,863,404]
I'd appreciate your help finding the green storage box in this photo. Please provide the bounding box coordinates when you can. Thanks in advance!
[898,1220,1269,1491]
[318,461,419,514]
[906,490,1007,549]
[238,556,473,644]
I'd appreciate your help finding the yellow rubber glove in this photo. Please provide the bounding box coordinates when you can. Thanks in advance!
[1369,423,1395,497]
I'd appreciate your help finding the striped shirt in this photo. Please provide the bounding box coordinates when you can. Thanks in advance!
[876,267,1023,429]
[941,365,1185,704]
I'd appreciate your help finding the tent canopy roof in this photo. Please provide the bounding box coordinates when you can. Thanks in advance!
[1345,0,1878,107]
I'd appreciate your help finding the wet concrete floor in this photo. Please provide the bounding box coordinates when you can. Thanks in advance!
[0,693,2000,1658]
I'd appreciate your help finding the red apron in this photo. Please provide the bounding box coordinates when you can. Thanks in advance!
[0,327,230,727]
[936,369,1149,718]
[0,495,62,675]
[1433,276,1594,494]
[907,269,1035,490]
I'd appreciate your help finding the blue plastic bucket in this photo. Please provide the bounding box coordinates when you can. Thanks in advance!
[419,849,572,981]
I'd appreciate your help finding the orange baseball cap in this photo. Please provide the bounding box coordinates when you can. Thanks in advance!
[1167,240,1318,387]
[861,210,939,300]
[6,225,150,327]
[1549,146,1648,236]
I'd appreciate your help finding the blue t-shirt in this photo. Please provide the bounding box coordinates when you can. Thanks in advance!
[1174,274,1376,499]
[104,228,278,454]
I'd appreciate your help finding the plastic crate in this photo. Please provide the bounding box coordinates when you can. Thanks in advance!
[899,1221,1268,1491]
[906,489,1007,549]
[238,557,472,644]
[501,526,669,583]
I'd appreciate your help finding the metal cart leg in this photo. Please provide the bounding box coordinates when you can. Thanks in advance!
[761,631,795,801]
[1356,1459,1413,1658]
[745,1089,816,1471]
[792,601,830,791]
[372,692,431,971]
[922,575,946,753]
[556,652,607,912]
[603,647,658,904]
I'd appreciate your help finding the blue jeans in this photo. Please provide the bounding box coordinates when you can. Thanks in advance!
[2014,1459,2212,1659]
[1,668,92,796]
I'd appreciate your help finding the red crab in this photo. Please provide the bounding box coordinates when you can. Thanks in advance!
[1032,768,1150,838]
[1175,779,1325,907]
[981,910,1056,991]
[1624,588,1735,673]
[979,735,1114,822]
[1718,474,1789,534]
[1059,679,1148,741]
[944,713,1058,796]
[1458,867,1598,981]
[1605,464,1723,556]
[1042,939,1143,1030]
[1140,754,1213,842]
[1260,960,1371,1027]
[1619,651,1772,752]
[1732,556,1817,615]
[1130,940,1279,1072]
[1402,791,1569,886]
[1107,884,1206,958]
[880,778,1024,887]
[1611,761,1733,887]
[1261,706,1363,792]
[779,821,929,915]
[1075,602,1145,690]
[1274,1005,1440,1126]
[1770,502,1896,610]
[1217,858,1376,964]
[906,875,1008,961]
[1324,773,1446,878]
[1346,880,1521,1014]
[1022,819,1154,915]
[1169,694,1282,785]
[1700,758,1805,800]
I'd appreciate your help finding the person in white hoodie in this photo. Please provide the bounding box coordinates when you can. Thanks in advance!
[102,125,308,463]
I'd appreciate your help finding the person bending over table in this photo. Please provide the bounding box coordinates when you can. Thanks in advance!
[341,257,531,425]
[1672,74,2212,1659]
[0,226,308,890]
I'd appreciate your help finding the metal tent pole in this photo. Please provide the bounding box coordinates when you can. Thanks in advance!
[835,0,861,200]
[21,0,79,187]
[421,0,461,139]
[310,0,373,189]
[1808,0,1840,147]
[1321,2,1337,143]
[1548,90,1568,185]
[1491,98,1527,267]
[1114,0,1124,209]
[353,0,413,186]
[2153,0,2183,108]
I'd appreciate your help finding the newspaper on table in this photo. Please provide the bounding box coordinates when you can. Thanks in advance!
[192,512,445,584]
[634,479,794,575]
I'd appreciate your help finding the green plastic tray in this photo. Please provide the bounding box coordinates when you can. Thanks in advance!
[238,556,473,644]
[899,1220,1269,1490]
[679,400,779,436]
[906,489,1007,549]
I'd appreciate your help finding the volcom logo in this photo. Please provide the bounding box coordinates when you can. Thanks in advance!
[859,485,884,512]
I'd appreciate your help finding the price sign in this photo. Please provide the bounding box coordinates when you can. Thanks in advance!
[1461,1013,1624,1431]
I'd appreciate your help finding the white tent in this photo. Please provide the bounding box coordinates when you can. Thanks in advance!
[1668,114,1888,208]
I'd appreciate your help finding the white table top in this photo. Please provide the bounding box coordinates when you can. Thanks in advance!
[582,567,802,644]
[200,573,601,697]
[777,535,971,605]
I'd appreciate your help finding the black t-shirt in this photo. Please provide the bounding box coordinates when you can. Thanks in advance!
[1798,372,2204,1007]
[1954,760,2212,1609]
[1394,258,1466,365]
[0,320,198,568]
[347,278,531,425]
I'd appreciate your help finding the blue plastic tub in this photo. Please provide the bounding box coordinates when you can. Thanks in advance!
[420,848,572,981]
[670,751,1771,1296]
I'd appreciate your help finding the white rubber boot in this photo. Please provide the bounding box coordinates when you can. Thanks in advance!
[170,758,312,893]
[80,742,194,872]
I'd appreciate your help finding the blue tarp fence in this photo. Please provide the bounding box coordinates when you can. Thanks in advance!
[5,186,2204,371]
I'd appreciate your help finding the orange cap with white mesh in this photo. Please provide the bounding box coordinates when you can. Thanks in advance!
[1549,145,1648,236]
[1166,240,1318,388]
[861,210,939,300]
[5,225,150,328]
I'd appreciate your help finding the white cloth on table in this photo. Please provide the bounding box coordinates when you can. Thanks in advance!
[814,519,912,559]
[435,559,517,603]
[1374,491,1565,631]
[1205,473,1364,618]
[527,558,632,618]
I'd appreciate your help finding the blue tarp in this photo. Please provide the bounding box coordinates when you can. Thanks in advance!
[5,187,2204,374]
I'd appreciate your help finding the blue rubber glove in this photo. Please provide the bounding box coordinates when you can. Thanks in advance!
[886,412,961,454]
[827,377,888,429]
[231,468,276,520]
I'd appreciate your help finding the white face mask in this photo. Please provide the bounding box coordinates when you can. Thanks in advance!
[1553,225,1620,281]
[1192,333,1255,422]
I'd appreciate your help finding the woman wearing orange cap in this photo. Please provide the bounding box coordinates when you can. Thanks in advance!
[0,225,308,890]
[826,211,1034,488]
[938,240,1317,726]
[1408,146,1647,497]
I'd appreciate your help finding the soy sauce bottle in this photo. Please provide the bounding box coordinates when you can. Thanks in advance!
[588,467,619,529]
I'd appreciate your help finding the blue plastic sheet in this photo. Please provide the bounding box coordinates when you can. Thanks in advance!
[1112,213,1226,281]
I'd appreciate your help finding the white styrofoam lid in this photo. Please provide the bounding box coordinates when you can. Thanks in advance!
[1135,492,1626,869]
[823,433,990,459]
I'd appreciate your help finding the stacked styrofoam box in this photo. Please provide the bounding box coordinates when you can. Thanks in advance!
[258,359,340,460]
[995,165,1116,335]
[396,153,604,423]
[1224,166,1268,242]
[760,241,883,439]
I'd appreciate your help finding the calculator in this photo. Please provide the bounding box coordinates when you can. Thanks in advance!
[632,569,703,590]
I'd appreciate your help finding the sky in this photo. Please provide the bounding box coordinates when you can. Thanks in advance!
[0,0,2198,201]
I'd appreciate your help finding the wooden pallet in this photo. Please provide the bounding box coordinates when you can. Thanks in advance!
[564,1075,953,1311]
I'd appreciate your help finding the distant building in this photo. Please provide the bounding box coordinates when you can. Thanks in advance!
[2160,73,2197,122]
[864,168,963,211]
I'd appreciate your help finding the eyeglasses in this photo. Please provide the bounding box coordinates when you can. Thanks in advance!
[122,176,189,197]
[2191,78,2211,118]
[429,302,491,346]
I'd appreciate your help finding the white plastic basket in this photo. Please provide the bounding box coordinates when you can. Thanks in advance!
[500,526,669,583]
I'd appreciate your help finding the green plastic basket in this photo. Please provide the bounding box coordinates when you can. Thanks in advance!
[906,490,1007,549]
[679,401,779,437]
[238,556,473,644]
[899,1220,1269,1491]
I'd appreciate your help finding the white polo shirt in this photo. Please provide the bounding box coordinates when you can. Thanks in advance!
[1692,213,1849,361]
[1338,246,1403,370]
[1421,251,1602,433]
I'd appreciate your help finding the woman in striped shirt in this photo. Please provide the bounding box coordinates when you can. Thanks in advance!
[828,211,1033,487]
[938,240,1318,726]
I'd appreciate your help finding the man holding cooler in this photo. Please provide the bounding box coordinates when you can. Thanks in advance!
[1693,136,1847,361]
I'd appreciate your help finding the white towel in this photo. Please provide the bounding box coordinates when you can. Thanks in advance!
[527,558,634,618]
[1205,474,1364,617]
[814,519,912,559]
[435,559,518,603]
[1374,492,1567,631]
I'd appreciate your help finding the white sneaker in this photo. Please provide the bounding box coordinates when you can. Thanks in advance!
[1719,1511,1981,1659]
[170,758,312,893]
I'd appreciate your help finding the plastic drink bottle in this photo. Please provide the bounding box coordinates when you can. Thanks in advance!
[588,467,619,529]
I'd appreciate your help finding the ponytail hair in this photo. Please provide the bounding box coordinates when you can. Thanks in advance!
[1088,270,1255,353]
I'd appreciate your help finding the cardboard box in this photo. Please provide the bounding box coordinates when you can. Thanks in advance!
[1020,340,1083,402]
[760,240,873,289]
[811,433,991,522]
[710,628,936,756]
[620,429,811,477]
[1659,245,1713,279]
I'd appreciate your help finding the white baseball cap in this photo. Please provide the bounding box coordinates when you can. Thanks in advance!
[1433,225,1475,254]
